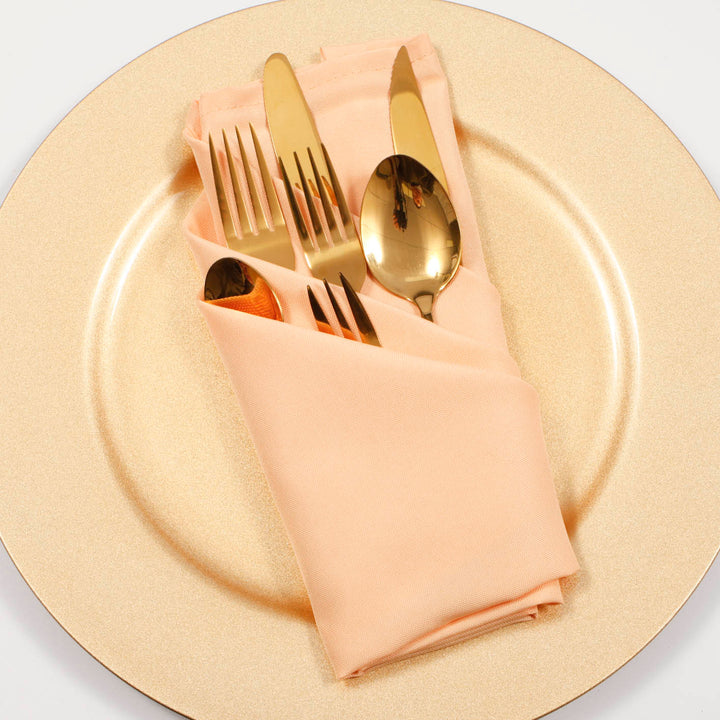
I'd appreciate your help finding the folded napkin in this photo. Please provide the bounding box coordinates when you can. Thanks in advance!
[182,34,578,679]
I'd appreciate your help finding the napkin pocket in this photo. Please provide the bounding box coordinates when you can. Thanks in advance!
[184,193,578,678]
[182,31,578,677]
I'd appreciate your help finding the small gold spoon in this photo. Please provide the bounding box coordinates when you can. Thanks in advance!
[203,257,283,321]
[360,154,461,322]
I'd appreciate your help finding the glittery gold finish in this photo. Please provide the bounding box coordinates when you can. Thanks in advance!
[0,1,718,719]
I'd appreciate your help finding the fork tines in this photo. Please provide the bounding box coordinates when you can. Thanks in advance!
[279,145,367,292]
[307,273,381,346]
[208,124,295,269]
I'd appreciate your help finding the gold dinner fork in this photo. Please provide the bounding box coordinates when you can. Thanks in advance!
[307,273,381,346]
[281,145,367,292]
[208,124,295,269]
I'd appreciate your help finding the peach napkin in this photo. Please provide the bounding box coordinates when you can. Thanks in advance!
[182,34,578,679]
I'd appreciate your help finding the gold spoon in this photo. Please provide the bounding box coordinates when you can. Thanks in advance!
[203,257,283,321]
[360,154,461,322]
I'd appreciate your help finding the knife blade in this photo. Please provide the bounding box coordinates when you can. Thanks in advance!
[263,52,330,191]
[389,45,448,189]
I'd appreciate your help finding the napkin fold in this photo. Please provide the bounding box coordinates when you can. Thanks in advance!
[183,35,578,679]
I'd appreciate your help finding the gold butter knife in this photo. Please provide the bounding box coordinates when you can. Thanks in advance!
[263,52,330,191]
[389,46,448,189]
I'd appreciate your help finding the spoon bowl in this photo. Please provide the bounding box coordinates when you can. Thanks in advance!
[203,257,283,321]
[360,154,461,321]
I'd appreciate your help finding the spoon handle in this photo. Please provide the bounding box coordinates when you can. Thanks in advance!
[414,293,435,322]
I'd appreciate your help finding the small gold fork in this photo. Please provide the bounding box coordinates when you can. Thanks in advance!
[307,274,381,346]
[208,124,295,269]
[281,145,367,292]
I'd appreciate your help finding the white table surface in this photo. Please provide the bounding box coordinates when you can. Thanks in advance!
[1,1,718,717]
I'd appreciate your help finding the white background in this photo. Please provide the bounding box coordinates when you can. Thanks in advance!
[1,1,718,717]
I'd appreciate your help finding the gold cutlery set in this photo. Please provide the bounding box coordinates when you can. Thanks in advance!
[203,45,462,341]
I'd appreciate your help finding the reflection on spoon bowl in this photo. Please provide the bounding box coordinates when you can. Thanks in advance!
[360,154,461,322]
[203,257,283,321]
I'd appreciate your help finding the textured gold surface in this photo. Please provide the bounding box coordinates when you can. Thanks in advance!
[0,1,719,718]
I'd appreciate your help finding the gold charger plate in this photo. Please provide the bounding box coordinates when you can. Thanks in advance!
[1,1,718,718]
